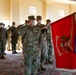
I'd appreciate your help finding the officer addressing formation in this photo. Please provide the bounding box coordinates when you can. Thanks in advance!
[0,15,53,75]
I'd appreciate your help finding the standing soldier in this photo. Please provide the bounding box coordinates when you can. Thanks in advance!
[36,16,46,71]
[17,20,29,32]
[2,23,7,55]
[45,19,53,64]
[0,23,7,58]
[7,25,11,51]
[9,22,18,54]
[17,20,29,50]
[19,15,42,75]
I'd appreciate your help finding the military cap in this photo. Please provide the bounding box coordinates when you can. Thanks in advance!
[25,20,28,23]
[36,16,42,20]
[28,15,35,20]
[0,23,3,25]
[12,22,15,25]
[46,19,51,22]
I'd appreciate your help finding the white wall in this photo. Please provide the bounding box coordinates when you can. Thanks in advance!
[0,0,10,26]
[20,0,44,23]
[10,0,20,26]
[0,0,76,26]
[46,2,71,22]
[70,4,76,14]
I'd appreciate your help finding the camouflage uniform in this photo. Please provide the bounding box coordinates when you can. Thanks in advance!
[36,24,47,65]
[9,25,18,53]
[17,24,24,50]
[46,25,52,60]
[7,28,11,51]
[0,25,7,58]
[20,25,42,75]
[3,27,7,54]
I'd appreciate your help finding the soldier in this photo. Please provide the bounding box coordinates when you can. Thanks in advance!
[9,22,18,54]
[45,19,53,64]
[17,20,29,50]
[7,25,11,51]
[20,20,29,44]
[19,15,42,75]
[17,20,29,32]
[2,23,7,55]
[0,23,7,58]
[36,16,46,71]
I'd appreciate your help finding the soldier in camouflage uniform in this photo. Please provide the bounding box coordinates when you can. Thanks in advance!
[2,23,7,55]
[45,19,53,64]
[17,20,29,50]
[19,15,42,75]
[0,23,7,58]
[9,22,18,54]
[36,16,46,71]
[7,25,11,51]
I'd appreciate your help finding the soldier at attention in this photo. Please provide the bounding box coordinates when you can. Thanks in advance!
[0,23,7,58]
[45,19,53,64]
[36,15,46,71]
[9,22,18,54]
[19,15,43,75]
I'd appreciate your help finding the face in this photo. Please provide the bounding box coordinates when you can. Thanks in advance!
[46,21,51,25]
[29,19,35,26]
[36,19,41,24]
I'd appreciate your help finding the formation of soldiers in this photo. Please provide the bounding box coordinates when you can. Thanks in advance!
[0,15,53,75]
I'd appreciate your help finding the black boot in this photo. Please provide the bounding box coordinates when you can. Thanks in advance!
[1,56,5,59]
[12,51,17,54]
[48,59,53,64]
[4,53,7,55]
[44,58,48,64]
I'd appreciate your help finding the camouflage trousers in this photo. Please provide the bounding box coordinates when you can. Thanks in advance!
[40,43,47,64]
[7,37,11,51]
[24,50,40,75]
[16,36,22,50]
[0,41,5,57]
[46,42,52,60]
[40,42,52,64]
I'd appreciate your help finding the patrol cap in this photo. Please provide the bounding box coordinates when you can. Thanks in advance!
[12,22,15,25]
[0,23,3,25]
[28,15,35,20]
[36,16,42,20]
[46,19,51,22]
[25,20,28,23]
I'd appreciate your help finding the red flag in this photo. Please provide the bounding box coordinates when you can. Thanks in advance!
[51,13,76,69]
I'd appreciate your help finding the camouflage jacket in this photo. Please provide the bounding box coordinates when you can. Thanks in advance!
[0,27,7,43]
[20,25,43,52]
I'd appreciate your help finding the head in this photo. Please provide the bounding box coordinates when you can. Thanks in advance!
[3,23,5,28]
[25,20,29,25]
[8,25,10,28]
[28,15,35,26]
[46,19,51,25]
[36,16,42,24]
[12,22,15,27]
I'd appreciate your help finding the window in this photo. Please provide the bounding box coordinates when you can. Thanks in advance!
[29,6,36,14]
[58,10,64,17]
